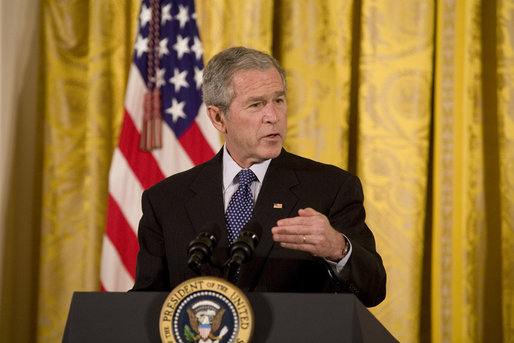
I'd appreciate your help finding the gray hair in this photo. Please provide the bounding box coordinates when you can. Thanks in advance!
[202,46,286,113]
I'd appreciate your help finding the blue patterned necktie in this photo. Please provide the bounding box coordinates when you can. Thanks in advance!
[225,169,257,245]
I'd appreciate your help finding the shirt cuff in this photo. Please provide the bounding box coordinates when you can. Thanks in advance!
[324,235,352,276]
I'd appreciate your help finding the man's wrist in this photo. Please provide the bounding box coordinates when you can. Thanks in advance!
[341,235,350,258]
[327,234,350,262]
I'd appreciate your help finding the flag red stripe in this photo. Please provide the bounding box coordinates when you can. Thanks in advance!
[105,195,139,279]
[178,121,216,165]
[118,110,165,189]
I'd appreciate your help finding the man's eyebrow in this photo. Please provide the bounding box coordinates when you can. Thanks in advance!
[246,95,266,102]
[246,91,286,102]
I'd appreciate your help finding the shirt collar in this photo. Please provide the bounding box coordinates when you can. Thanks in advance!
[222,145,271,191]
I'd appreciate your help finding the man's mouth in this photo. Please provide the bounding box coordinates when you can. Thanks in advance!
[265,133,280,138]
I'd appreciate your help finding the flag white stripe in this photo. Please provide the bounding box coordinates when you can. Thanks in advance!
[125,64,147,130]
[100,236,134,291]
[195,103,222,153]
[152,122,194,177]
[108,147,144,234]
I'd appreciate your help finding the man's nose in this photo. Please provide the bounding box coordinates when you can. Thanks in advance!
[263,103,279,122]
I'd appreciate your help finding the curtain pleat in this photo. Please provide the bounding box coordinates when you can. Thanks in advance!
[497,0,514,340]
[196,0,274,61]
[37,1,139,341]
[432,0,506,341]
[272,0,353,167]
[357,2,435,341]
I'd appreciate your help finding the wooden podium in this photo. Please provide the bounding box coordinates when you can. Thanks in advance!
[63,292,397,342]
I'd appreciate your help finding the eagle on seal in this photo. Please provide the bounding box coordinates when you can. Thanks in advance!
[187,308,226,341]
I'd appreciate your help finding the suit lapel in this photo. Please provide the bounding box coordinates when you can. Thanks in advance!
[184,150,229,275]
[239,150,300,290]
[185,151,225,232]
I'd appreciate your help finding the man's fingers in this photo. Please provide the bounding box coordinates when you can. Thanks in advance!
[298,207,319,216]
[280,242,312,251]
[276,208,323,227]
[272,232,304,244]
[276,215,306,227]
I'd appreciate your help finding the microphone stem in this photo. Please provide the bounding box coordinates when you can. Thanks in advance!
[224,251,245,283]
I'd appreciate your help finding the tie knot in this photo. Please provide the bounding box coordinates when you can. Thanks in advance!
[238,169,256,187]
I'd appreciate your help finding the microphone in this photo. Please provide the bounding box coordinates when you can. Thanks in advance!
[223,221,262,283]
[187,223,220,275]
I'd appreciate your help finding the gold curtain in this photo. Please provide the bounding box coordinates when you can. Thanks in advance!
[432,0,486,341]
[2,0,510,342]
[498,0,514,339]
[36,0,140,341]
[431,0,512,341]
[357,1,434,341]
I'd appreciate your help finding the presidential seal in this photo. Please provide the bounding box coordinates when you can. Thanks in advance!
[159,276,254,343]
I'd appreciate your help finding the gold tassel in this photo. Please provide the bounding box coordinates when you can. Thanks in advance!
[139,0,161,151]
[151,88,162,149]
[140,89,162,151]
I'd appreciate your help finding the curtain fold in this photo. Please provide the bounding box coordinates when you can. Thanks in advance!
[357,2,435,341]
[37,1,139,341]
[432,0,508,341]
[196,0,274,61]
[497,0,514,340]
[274,0,353,167]
[6,0,509,342]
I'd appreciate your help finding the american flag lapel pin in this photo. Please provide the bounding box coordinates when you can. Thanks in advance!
[273,203,283,209]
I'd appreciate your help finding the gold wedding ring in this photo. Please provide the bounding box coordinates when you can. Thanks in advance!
[302,235,306,244]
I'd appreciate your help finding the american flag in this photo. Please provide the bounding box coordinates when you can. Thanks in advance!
[100,0,220,291]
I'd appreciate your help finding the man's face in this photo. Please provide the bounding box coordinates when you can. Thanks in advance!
[219,68,287,168]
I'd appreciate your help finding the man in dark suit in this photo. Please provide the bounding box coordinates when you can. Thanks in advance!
[132,46,386,307]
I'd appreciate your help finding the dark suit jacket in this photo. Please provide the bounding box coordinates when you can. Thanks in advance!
[132,149,386,307]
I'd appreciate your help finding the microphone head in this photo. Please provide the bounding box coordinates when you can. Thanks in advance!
[229,221,262,260]
[240,220,262,243]
[187,222,221,275]
[199,222,221,245]
[223,221,263,281]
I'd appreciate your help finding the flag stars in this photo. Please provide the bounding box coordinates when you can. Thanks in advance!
[169,68,189,93]
[191,36,203,60]
[140,4,151,27]
[134,34,148,58]
[134,1,205,127]
[175,5,190,29]
[194,66,203,89]
[159,38,170,58]
[166,98,187,123]
[161,3,172,25]
[174,35,190,59]
[155,68,167,88]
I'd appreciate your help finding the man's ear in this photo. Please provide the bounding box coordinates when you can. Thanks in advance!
[206,105,227,134]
